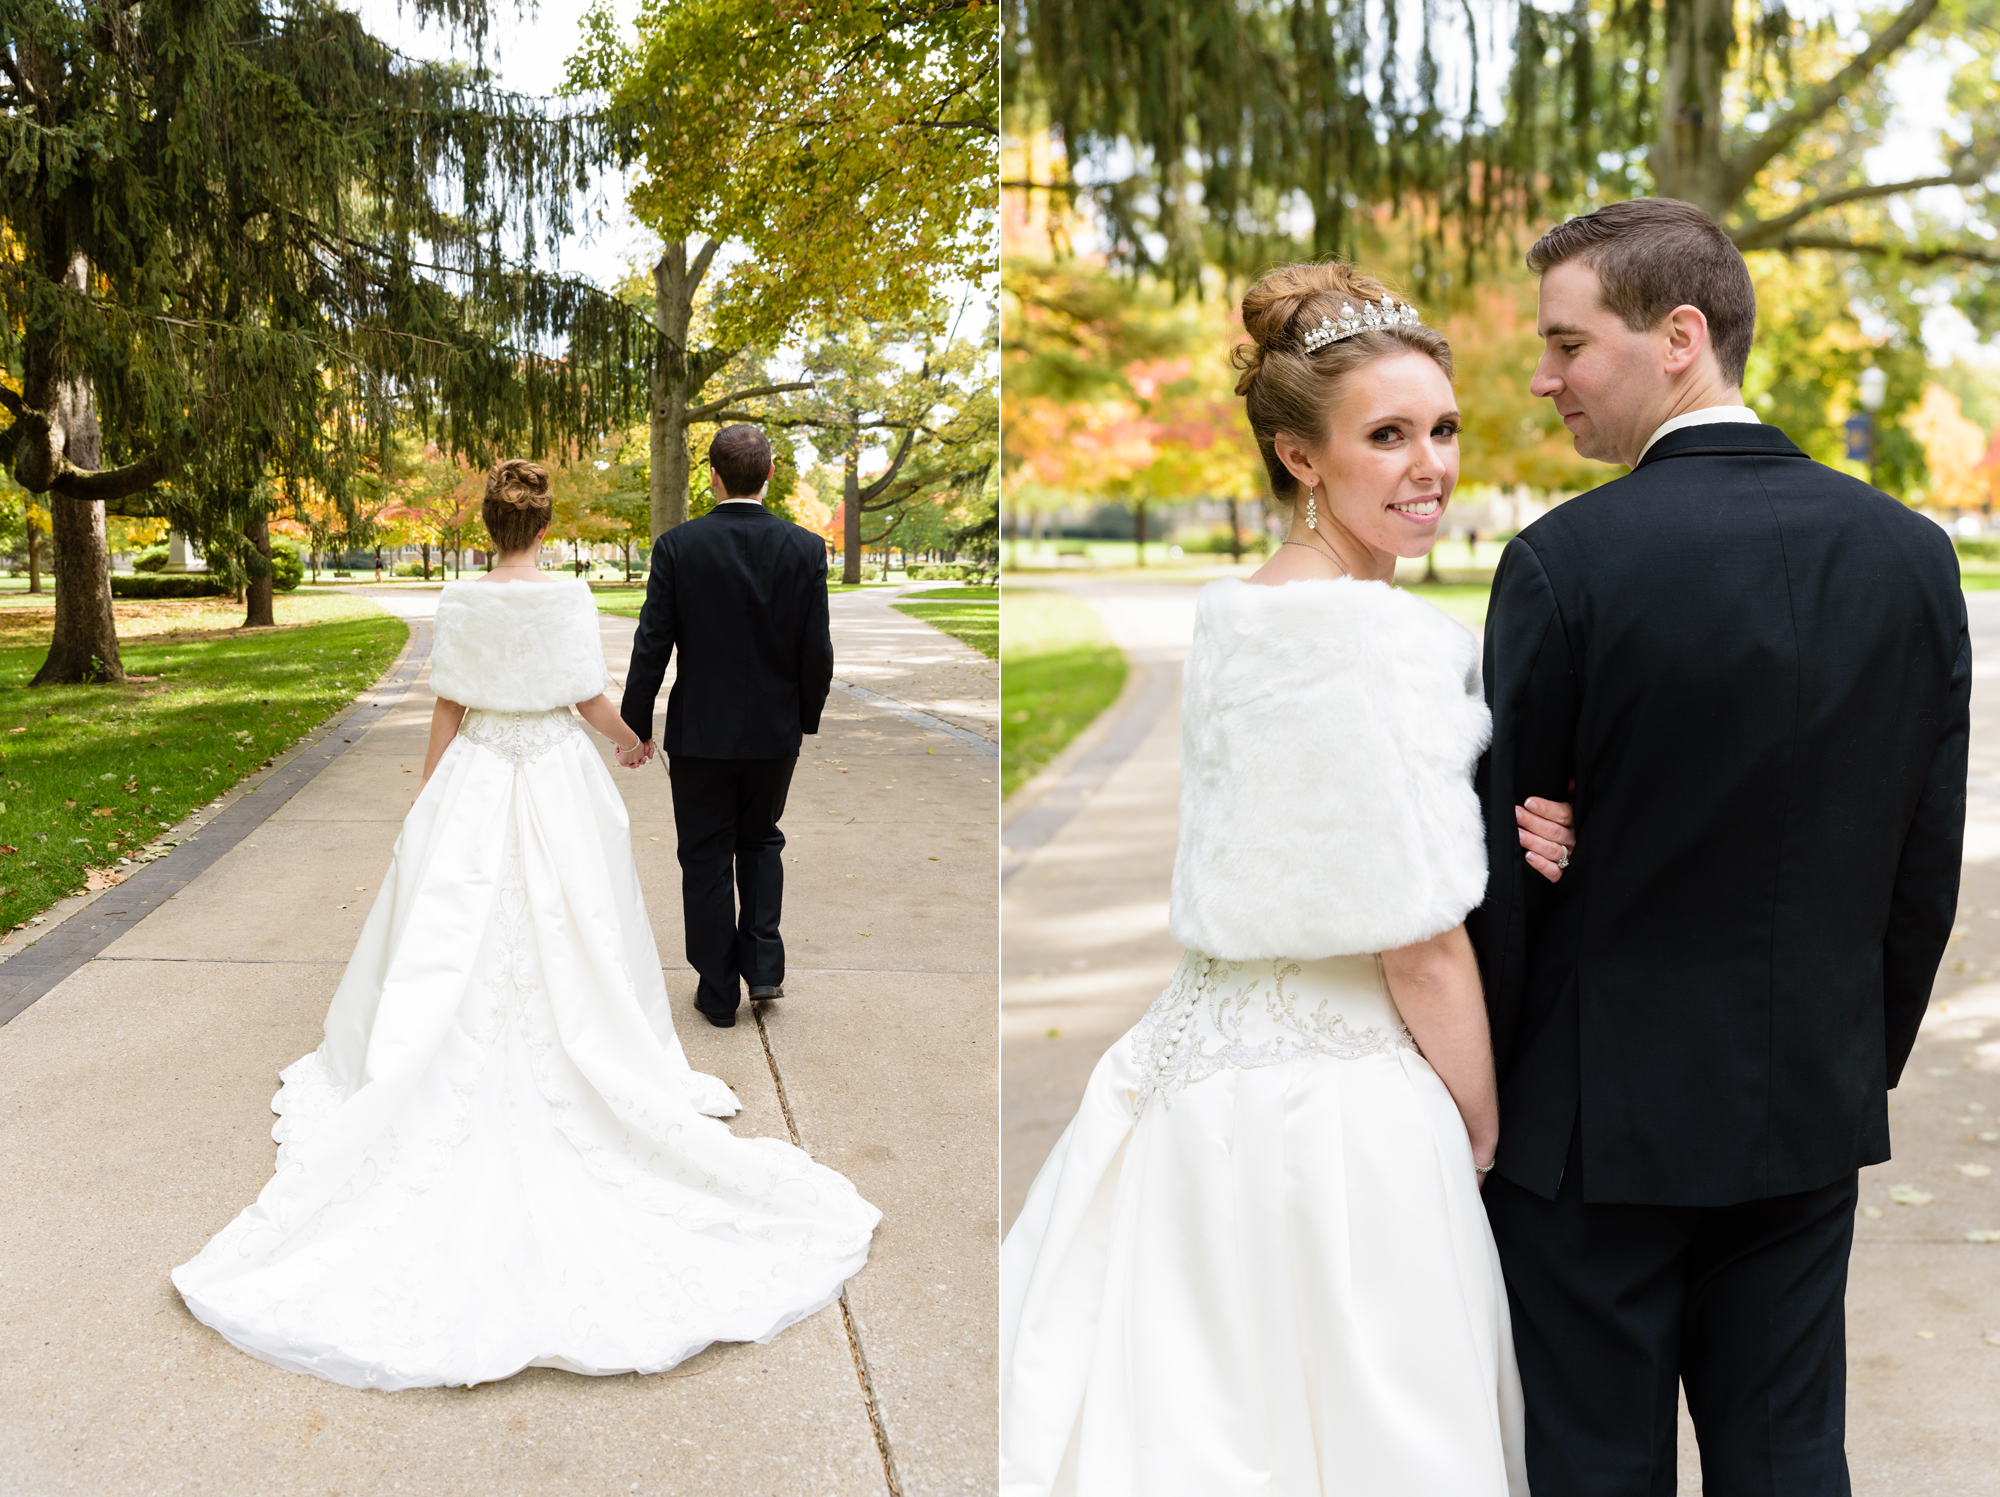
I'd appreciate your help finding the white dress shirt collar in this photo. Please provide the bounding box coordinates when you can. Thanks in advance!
[717,497,765,506]
[1637,405,1761,463]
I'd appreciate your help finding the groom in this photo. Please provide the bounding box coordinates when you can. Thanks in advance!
[620,424,835,1028]
[1469,198,1969,1494]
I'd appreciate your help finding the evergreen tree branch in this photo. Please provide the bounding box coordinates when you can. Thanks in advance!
[0,49,40,107]
[1733,161,2000,250]
[45,453,172,502]
[1765,232,2000,266]
[1723,0,1941,202]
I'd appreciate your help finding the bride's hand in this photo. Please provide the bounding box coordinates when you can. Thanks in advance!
[1517,797,1576,884]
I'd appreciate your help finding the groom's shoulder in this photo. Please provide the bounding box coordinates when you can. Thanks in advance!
[1518,430,1958,581]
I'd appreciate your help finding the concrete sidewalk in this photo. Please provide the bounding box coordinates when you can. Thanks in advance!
[0,586,997,1497]
[999,577,2000,1494]
[827,584,999,748]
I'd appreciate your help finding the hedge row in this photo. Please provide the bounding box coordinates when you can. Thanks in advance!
[111,575,229,599]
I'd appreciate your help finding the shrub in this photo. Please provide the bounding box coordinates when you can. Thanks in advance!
[907,563,981,581]
[131,545,170,573]
[111,574,227,599]
[1956,536,2000,563]
[269,540,304,591]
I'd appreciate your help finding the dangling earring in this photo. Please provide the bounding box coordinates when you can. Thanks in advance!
[1304,483,1318,532]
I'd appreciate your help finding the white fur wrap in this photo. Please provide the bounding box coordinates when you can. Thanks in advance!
[428,579,610,711]
[1169,577,1492,961]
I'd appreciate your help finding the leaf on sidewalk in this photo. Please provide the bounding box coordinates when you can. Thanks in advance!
[1889,1184,1936,1206]
[1958,1163,1993,1178]
[1965,1230,2000,1243]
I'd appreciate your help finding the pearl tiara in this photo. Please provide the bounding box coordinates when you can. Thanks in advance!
[1302,296,1424,352]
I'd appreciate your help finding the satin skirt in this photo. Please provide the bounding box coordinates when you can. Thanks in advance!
[172,707,880,1390]
[1000,952,1527,1496]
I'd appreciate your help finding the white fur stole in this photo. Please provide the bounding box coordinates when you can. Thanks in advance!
[428,579,610,711]
[1169,577,1492,961]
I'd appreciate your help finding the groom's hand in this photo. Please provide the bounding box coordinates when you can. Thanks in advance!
[1517,796,1577,884]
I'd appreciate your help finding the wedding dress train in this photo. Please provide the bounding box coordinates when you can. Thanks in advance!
[173,581,879,1389]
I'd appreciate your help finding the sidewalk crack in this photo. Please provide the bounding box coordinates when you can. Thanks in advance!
[754,1003,904,1497]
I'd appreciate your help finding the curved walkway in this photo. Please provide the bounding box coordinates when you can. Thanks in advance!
[0,585,997,1497]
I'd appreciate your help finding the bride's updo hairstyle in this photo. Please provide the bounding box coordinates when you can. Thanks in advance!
[483,458,553,554]
[1232,262,1455,515]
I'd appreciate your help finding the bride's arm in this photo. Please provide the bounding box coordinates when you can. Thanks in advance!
[421,698,468,787]
[575,693,649,766]
[1380,924,1500,1181]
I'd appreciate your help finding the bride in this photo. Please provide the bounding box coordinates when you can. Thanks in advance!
[173,458,880,1390]
[999,264,1573,1495]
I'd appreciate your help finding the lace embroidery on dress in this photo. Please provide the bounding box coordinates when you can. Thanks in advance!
[457,707,584,767]
[1131,951,1415,1116]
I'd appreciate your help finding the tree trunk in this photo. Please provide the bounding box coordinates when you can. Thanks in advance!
[25,516,40,593]
[841,429,863,585]
[1227,497,1242,563]
[420,541,432,581]
[651,244,697,541]
[1134,500,1147,566]
[244,509,276,627]
[33,496,123,683]
[1650,0,1736,216]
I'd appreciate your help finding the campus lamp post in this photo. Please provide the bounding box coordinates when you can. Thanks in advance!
[1859,366,1888,490]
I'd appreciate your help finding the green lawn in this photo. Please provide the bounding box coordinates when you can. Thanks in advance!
[590,580,898,619]
[1,592,405,929]
[892,585,998,658]
[1002,589,1128,801]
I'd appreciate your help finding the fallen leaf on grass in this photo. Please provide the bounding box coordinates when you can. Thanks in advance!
[1889,1185,1936,1206]
[0,846,14,856]
[90,807,114,818]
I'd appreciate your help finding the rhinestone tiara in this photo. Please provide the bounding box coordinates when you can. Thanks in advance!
[1302,296,1423,352]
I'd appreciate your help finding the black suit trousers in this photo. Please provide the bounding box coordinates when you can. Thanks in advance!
[1485,1129,1856,1497]
[667,755,797,1016]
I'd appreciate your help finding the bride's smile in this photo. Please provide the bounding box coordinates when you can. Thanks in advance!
[1262,348,1462,582]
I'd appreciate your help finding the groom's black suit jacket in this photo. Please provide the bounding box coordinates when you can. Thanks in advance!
[618,503,834,759]
[1467,423,1969,1208]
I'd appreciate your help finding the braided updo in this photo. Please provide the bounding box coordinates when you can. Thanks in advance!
[482,458,553,554]
[1232,263,1454,511]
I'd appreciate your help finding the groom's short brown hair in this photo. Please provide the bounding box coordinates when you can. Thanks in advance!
[1527,199,1756,387]
[709,424,773,498]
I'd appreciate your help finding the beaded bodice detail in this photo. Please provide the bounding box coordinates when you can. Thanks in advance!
[1132,951,1416,1116]
[457,707,585,767]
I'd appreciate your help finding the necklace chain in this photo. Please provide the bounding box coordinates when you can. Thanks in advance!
[1281,521,1350,578]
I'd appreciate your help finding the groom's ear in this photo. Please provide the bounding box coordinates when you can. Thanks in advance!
[1660,304,1713,376]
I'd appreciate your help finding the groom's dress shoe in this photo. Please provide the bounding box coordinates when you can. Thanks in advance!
[749,985,782,1001]
[695,997,737,1029]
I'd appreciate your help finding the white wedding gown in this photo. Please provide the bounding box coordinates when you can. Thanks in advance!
[173,581,879,1389]
[1002,954,1526,1496]
[1001,577,1526,1496]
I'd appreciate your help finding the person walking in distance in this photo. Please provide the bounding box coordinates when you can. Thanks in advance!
[620,424,836,1028]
